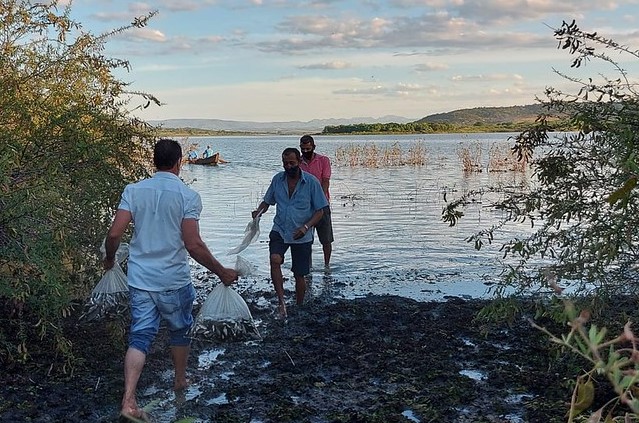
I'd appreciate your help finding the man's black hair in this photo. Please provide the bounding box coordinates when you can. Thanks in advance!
[154,138,182,170]
[282,147,301,160]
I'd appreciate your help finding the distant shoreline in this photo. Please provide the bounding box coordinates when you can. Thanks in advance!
[154,123,542,138]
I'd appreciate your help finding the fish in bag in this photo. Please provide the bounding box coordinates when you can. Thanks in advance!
[79,242,130,322]
[188,283,260,341]
[79,262,129,322]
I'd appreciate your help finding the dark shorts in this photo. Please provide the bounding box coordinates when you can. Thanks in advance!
[315,205,334,245]
[269,230,312,276]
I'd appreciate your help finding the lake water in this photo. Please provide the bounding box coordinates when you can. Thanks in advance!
[180,133,534,301]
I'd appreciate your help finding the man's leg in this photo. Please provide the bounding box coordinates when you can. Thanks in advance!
[122,288,158,421]
[316,206,334,268]
[291,242,312,305]
[159,284,196,392]
[294,274,306,305]
[171,345,190,391]
[121,347,147,419]
[269,231,289,317]
[270,253,287,317]
[322,242,332,268]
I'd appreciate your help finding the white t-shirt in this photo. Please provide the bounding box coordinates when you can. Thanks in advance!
[118,171,201,291]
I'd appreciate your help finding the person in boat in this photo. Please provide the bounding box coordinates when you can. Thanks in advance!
[202,146,213,158]
[187,149,198,161]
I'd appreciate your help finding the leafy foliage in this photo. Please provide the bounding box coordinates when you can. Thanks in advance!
[0,0,159,366]
[443,20,639,298]
[532,294,639,422]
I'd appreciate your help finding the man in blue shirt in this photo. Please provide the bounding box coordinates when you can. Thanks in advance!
[104,138,237,422]
[252,147,328,318]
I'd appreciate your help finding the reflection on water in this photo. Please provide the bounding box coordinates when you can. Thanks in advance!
[181,133,534,301]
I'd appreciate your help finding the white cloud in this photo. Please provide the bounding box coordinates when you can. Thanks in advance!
[415,62,449,72]
[129,27,167,42]
[298,61,353,70]
[74,0,639,121]
[451,74,524,82]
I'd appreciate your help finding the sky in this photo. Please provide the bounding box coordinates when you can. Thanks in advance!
[59,0,639,122]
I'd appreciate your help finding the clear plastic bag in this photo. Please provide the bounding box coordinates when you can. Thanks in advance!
[188,283,260,341]
[235,255,255,277]
[79,263,129,322]
[227,214,261,255]
[99,240,129,264]
[79,241,130,322]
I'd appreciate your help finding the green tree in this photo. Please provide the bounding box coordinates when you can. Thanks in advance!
[0,0,159,366]
[443,20,639,298]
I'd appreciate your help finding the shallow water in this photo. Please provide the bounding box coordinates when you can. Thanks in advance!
[181,133,534,301]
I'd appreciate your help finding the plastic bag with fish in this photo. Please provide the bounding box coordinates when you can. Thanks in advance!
[234,255,255,277]
[227,213,262,255]
[79,242,130,322]
[79,262,129,322]
[99,239,129,264]
[188,283,260,341]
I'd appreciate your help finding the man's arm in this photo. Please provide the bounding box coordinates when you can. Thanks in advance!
[182,218,238,285]
[103,209,132,270]
[252,201,270,219]
[293,208,324,240]
[321,178,330,200]
[307,207,324,228]
[321,155,331,200]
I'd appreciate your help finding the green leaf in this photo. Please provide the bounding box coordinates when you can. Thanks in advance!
[607,176,637,205]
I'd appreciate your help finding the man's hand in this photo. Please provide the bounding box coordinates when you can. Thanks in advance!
[103,257,115,271]
[219,268,239,286]
[293,226,307,240]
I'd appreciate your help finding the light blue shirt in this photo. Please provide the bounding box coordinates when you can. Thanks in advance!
[263,170,328,244]
[118,171,201,291]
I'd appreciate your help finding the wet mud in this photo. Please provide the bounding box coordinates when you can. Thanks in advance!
[0,282,575,423]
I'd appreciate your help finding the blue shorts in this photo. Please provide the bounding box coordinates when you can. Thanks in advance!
[128,283,196,355]
[269,230,312,277]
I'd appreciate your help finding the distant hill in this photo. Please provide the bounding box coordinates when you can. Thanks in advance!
[151,104,550,135]
[150,115,415,135]
[417,104,545,126]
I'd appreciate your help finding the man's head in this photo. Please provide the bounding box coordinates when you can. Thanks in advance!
[282,147,301,178]
[154,138,182,171]
[300,134,315,160]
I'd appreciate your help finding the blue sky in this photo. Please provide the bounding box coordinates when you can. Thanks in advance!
[61,0,639,122]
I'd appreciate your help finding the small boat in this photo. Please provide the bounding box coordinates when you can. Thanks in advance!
[189,154,220,166]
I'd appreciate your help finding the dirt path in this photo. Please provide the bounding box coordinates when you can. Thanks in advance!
[1,287,573,422]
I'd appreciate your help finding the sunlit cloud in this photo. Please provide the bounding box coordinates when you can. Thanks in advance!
[129,27,167,42]
[67,0,639,121]
[298,61,353,70]
[415,62,449,72]
[452,73,523,82]
[334,82,426,97]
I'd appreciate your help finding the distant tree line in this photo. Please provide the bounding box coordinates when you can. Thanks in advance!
[321,120,570,134]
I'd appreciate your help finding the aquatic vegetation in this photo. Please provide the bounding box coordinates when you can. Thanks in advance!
[334,141,427,167]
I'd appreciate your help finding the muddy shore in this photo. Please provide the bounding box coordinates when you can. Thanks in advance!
[1,281,585,423]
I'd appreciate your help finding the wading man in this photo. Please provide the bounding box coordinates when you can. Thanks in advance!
[104,138,238,422]
[252,148,327,318]
[299,134,334,268]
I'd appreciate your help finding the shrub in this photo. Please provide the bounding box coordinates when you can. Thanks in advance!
[443,20,639,299]
[0,1,159,368]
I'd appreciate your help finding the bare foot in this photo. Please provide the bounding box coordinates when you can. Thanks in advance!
[120,407,150,422]
[174,378,190,391]
[277,303,287,319]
